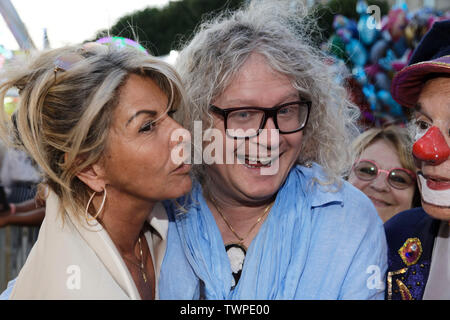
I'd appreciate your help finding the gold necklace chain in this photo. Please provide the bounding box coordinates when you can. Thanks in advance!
[210,197,273,247]
[123,235,149,283]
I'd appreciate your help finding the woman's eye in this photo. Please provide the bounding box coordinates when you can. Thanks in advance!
[168,110,177,118]
[390,175,406,183]
[139,121,155,133]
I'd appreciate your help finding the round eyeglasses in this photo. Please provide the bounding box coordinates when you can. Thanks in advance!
[353,159,416,190]
[209,100,311,139]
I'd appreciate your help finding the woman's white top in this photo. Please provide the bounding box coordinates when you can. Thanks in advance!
[9,190,168,300]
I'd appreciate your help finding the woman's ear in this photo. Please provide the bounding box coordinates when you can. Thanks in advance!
[76,163,106,193]
[72,153,106,193]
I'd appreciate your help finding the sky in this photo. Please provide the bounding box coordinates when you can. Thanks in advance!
[0,0,171,51]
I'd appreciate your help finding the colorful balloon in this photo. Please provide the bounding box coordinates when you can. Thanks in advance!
[377,90,403,117]
[346,39,367,66]
[358,15,379,46]
[362,84,377,111]
[96,37,148,54]
[352,66,368,86]
[378,49,396,71]
[328,34,347,61]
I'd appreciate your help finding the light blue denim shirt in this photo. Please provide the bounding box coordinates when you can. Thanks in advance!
[159,164,388,299]
[0,278,16,300]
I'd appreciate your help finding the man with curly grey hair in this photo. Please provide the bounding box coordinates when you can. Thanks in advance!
[159,0,387,299]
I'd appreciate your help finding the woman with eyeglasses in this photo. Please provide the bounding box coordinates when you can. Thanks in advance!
[348,125,421,222]
[158,0,387,299]
[0,43,192,299]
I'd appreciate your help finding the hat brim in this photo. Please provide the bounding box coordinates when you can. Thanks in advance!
[391,55,450,108]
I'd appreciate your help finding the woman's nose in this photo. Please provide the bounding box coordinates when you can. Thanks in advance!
[371,172,390,192]
[413,126,450,165]
[168,118,191,162]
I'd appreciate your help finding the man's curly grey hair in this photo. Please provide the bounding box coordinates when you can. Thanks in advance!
[175,0,360,188]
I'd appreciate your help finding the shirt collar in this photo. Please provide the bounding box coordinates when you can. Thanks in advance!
[296,163,344,209]
[147,202,168,241]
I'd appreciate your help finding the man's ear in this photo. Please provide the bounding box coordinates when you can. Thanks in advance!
[76,163,106,193]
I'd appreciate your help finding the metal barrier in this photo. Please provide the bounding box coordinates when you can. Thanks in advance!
[0,226,39,291]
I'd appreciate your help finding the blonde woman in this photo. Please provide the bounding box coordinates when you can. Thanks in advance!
[348,125,420,222]
[158,0,387,299]
[0,44,191,299]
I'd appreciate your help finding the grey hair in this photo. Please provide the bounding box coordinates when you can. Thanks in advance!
[0,44,187,220]
[175,0,360,189]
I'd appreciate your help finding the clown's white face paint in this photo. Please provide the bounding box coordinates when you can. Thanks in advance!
[418,173,450,207]
[414,125,427,142]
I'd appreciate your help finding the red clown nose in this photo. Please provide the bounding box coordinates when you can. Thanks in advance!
[413,126,450,165]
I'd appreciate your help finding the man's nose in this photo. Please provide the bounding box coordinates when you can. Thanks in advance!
[412,126,450,165]
[257,117,280,150]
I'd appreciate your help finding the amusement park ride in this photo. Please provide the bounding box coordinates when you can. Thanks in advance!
[0,0,36,111]
[0,0,35,50]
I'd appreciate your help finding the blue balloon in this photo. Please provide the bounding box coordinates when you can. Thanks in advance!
[356,0,368,15]
[392,0,408,11]
[377,90,404,117]
[374,72,391,91]
[378,49,396,71]
[346,39,368,66]
[358,15,378,45]
[370,39,389,64]
[352,66,368,86]
[363,84,377,111]
[347,19,359,39]
[337,28,353,43]
[333,15,349,30]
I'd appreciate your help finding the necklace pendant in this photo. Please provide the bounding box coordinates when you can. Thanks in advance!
[225,243,247,289]
[142,272,147,283]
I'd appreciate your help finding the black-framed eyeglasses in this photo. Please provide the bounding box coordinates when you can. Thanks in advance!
[209,100,311,139]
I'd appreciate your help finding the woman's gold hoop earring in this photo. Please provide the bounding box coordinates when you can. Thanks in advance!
[85,188,107,223]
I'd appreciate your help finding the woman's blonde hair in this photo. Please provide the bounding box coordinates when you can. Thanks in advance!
[175,0,360,188]
[351,125,415,173]
[0,44,187,219]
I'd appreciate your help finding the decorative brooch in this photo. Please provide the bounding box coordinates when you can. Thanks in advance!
[398,237,423,267]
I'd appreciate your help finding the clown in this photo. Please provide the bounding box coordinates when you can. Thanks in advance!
[385,20,450,300]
